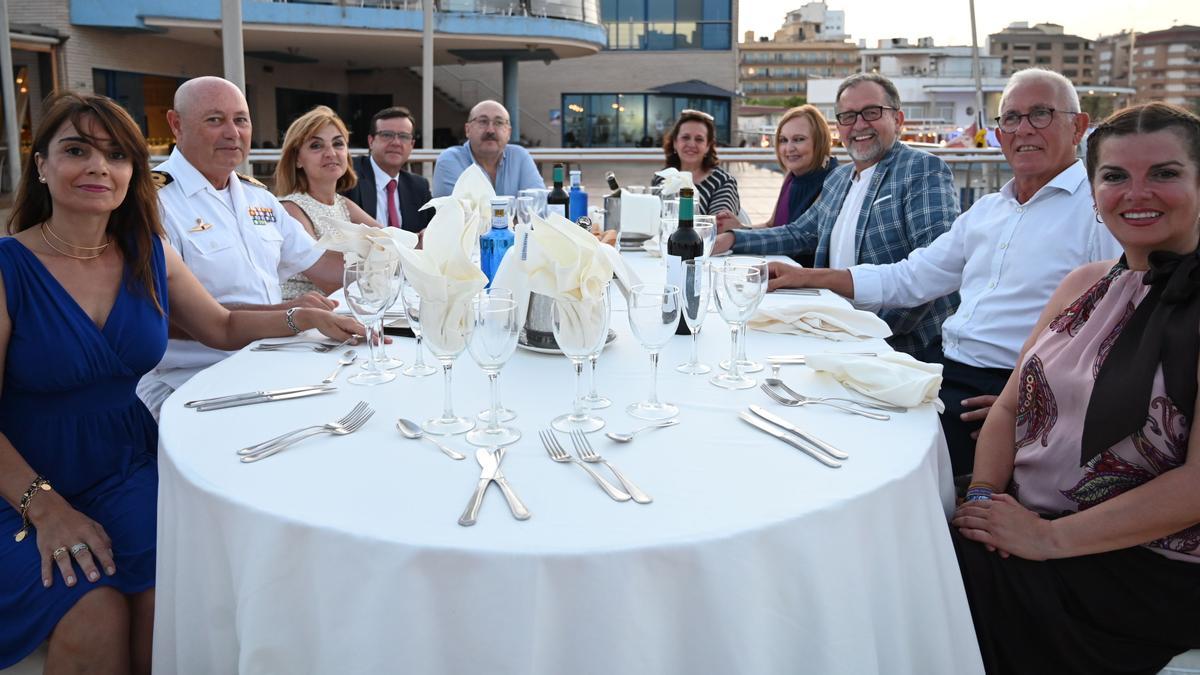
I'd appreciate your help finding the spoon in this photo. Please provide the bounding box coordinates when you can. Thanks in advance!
[322,350,358,384]
[396,418,466,460]
[605,419,680,443]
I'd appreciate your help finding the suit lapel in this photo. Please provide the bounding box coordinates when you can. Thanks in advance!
[854,145,901,256]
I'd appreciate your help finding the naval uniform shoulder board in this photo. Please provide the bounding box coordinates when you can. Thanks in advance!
[150,170,173,190]
[236,172,268,190]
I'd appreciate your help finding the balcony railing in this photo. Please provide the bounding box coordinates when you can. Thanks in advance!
[262,0,601,24]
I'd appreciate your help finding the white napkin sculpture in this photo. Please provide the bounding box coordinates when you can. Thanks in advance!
[450,163,497,236]
[748,295,892,341]
[804,351,944,411]
[316,216,416,303]
[653,168,694,197]
[618,191,660,238]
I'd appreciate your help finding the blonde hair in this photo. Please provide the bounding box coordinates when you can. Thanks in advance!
[274,105,357,196]
[774,105,833,174]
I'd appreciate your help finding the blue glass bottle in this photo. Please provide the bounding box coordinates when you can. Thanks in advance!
[568,169,588,223]
[480,197,514,288]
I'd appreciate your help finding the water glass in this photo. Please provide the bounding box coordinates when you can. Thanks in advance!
[516,195,536,229]
[466,289,520,447]
[584,285,613,409]
[400,281,437,377]
[676,259,712,375]
[658,217,678,258]
[343,260,399,386]
[420,296,476,435]
[551,287,610,433]
[710,264,766,390]
[719,257,769,374]
[363,261,405,371]
[694,215,717,258]
[627,284,682,420]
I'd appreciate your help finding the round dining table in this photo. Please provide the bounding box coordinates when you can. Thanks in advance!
[153,253,984,675]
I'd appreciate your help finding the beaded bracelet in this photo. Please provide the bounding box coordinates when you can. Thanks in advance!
[964,481,995,502]
[13,476,51,542]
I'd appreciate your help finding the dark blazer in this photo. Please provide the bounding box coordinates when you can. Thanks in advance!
[342,155,434,232]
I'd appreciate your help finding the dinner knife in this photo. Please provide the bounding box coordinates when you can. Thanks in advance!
[489,448,531,521]
[748,405,849,461]
[738,411,842,468]
[185,384,334,408]
[767,352,878,364]
[194,387,337,412]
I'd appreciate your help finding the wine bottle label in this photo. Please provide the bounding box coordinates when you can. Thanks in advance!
[548,204,567,219]
[665,254,684,294]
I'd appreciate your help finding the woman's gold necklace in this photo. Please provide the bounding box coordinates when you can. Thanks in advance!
[40,223,110,260]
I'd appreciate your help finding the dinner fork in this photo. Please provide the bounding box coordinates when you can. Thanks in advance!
[252,340,343,353]
[240,402,374,462]
[760,383,890,420]
[765,376,907,413]
[569,430,652,504]
[539,429,631,501]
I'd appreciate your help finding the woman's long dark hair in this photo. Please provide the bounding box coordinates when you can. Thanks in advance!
[6,91,164,313]
[662,110,719,172]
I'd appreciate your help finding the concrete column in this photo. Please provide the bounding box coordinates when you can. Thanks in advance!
[0,0,24,192]
[422,0,434,176]
[502,55,519,141]
[221,0,248,174]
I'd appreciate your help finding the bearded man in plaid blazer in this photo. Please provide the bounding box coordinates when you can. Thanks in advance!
[715,73,959,359]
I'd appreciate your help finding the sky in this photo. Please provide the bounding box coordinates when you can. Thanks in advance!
[739,0,1200,47]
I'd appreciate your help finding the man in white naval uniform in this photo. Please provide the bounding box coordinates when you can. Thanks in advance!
[136,76,346,418]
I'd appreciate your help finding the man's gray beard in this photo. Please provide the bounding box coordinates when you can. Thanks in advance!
[847,137,883,164]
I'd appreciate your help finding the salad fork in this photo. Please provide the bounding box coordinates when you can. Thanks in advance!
[539,429,631,501]
[240,402,374,462]
[569,430,652,504]
[760,383,890,420]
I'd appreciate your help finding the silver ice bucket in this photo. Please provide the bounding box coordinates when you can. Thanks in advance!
[520,291,559,350]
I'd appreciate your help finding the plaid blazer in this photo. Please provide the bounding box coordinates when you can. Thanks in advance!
[732,142,961,356]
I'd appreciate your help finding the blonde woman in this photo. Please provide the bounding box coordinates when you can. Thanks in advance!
[274,106,381,298]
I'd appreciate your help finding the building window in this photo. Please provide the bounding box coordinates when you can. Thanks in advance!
[1012,44,1031,51]
[1064,42,1080,50]
[1036,42,1051,50]
[93,69,181,142]
[562,92,730,146]
[1063,69,1078,77]
[602,0,731,50]
[1035,56,1051,64]
[1063,55,1079,64]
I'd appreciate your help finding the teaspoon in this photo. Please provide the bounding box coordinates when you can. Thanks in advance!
[605,419,680,443]
[396,418,466,460]
[322,350,358,384]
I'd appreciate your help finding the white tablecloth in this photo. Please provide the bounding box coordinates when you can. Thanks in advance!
[154,254,983,675]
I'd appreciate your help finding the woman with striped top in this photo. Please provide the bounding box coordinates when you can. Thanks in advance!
[651,109,741,217]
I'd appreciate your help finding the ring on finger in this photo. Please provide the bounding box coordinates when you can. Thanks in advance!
[52,546,68,560]
[69,542,90,557]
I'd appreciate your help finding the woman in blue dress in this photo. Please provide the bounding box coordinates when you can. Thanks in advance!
[0,92,363,672]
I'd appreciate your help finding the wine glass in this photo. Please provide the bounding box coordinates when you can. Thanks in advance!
[676,259,712,375]
[420,295,476,435]
[583,284,613,409]
[343,260,398,386]
[710,264,766,390]
[362,260,405,371]
[627,283,682,420]
[694,215,717,259]
[400,281,438,377]
[720,256,769,374]
[551,287,610,433]
[516,195,536,229]
[466,289,521,447]
[658,198,679,259]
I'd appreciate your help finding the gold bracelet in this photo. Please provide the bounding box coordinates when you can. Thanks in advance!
[13,476,52,543]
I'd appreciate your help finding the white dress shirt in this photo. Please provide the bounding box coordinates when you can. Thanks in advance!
[371,156,401,228]
[828,164,875,269]
[143,149,323,391]
[849,160,1121,369]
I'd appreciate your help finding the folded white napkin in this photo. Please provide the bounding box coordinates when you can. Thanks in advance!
[619,191,660,238]
[492,212,623,349]
[748,295,892,341]
[394,196,488,352]
[316,216,416,303]
[450,163,496,236]
[642,235,660,257]
[804,351,944,410]
[654,168,694,197]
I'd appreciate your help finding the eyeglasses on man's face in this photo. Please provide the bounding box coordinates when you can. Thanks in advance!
[373,130,413,143]
[834,105,898,126]
[469,117,510,129]
[994,107,1078,133]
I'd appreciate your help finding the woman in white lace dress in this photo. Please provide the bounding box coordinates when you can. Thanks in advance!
[274,106,382,299]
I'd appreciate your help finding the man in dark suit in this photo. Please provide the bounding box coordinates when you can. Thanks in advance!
[343,106,433,234]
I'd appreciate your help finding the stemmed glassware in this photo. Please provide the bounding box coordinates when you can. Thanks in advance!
[658,198,679,259]
[400,281,438,377]
[710,263,766,390]
[363,260,405,371]
[676,259,711,374]
[343,260,399,386]
[584,284,613,409]
[551,286,610,433]
[466,289,521,447]
[694,215,717,259]
[420,296,476,435]
[719,257,769,374]
[516,195,536,228]
[627,283,682,420]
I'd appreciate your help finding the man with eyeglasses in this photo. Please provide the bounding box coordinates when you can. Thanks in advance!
[713,72,959,361]
[761,69,1121,475]
[343,106,433,234]
[432,100,542,198]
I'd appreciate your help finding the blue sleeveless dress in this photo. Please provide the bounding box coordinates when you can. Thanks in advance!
[0,236,167,667]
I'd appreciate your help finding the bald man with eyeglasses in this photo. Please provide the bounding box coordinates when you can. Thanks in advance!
[432,100,543,198]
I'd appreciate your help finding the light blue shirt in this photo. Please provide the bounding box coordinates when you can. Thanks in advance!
[431,141,543,198]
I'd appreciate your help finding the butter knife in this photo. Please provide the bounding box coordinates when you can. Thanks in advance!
[738,411,842,468]
[185,384,334,408]
[490,449,531,521]
[748,405,849,460]
[194,387,337,412]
